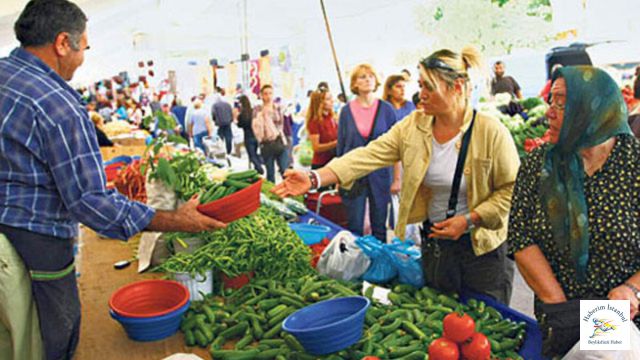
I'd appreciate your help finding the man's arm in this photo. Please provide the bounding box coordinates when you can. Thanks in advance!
[40,103,223,241]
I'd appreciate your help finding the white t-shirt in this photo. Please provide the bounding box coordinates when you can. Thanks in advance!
[423,133,469,223]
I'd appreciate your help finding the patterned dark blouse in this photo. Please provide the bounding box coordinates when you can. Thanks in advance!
[508,134,640,327]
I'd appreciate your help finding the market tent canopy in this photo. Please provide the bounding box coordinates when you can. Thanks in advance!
[1,0,638,99]
[0,0,429,95]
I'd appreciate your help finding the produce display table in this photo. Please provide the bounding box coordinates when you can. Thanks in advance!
[75,227,207,360]
[77,208,543,359]
[296,210,545,359]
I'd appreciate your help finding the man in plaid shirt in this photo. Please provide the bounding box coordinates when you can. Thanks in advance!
[0,1,225,359]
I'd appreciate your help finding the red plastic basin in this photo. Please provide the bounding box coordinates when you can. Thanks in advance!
[109,280,189,318]
[197,179,262,223]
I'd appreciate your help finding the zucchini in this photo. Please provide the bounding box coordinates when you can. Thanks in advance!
[284,333,305,352]
[234,332,254,350]
[227,170,258,180]
[224,179,252,189]
[184,330,195,347]
[219,322,249,339]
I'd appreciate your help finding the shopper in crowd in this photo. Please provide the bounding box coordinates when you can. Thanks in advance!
[335,92,347,114]
[114,97,128,120]
[491,60,522,100]
[540,63,563,101]
[90,112,114,147]
[235,95,263,174]
[128,99,143,126]
[0,3,226,359]
[306,88,338,169]
[306,64,402,241]
[383,74,416,121]
[154,102,182,137]
[508,66,640,357]
[253,84,289,182]
[634,65,640,100]
[96,93,114,122]
[211,92,234,155]
[188,99,214,154]
[274,47,518,303]
[279,98,295,166]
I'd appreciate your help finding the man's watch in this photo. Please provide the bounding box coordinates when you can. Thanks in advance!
[623,282,640,300]
[464,213,475,231]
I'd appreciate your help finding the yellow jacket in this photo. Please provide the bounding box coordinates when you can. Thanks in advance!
[326,107,520,256]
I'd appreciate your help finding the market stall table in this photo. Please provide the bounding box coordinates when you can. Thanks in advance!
[75,227,208,360]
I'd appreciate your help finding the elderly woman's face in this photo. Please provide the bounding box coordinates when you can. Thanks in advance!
[546,78,567,144]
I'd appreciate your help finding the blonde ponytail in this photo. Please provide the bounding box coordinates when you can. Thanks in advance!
[460,45,482,71]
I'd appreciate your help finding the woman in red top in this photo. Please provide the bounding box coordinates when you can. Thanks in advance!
[306,89,338,169]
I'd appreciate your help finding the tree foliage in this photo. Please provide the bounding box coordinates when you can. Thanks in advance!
[414,0,554,56]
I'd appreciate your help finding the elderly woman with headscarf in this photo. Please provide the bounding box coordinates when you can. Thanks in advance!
[508,66,640,357]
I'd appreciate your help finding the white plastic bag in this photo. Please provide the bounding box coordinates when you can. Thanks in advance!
[317,231,371,281]
[562,325,640,360]
[145,176,177,211]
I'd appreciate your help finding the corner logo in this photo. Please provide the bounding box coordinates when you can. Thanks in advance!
[590,318,618,338]
[580,300,630,350]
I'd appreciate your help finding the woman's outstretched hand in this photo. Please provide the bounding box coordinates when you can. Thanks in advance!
[271,170,312,198]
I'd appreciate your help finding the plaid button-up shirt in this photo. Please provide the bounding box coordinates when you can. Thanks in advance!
[0,48,154,240]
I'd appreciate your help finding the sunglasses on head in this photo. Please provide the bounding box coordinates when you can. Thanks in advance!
[420,57,457,73]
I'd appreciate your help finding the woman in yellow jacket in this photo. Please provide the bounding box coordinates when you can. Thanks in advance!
[274,46,520,303]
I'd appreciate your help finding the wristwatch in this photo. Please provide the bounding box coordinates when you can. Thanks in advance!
[464,213,475,231]
[623,282,640,300]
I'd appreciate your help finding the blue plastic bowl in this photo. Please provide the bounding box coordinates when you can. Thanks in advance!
[283,296,370,355]
[288,223,331,245]
[110,300,190,342]
[104,155,132,166]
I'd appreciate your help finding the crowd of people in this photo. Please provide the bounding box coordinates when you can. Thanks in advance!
[2,1,640,360]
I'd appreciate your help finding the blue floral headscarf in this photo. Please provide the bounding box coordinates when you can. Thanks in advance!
[541,66,631,282]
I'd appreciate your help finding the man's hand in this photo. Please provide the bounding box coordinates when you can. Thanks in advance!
[147,195,226,233]
[609,285,640,319]
[428,215,468,240]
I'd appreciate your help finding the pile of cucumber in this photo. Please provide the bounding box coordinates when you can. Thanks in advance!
[179,276,527,359]
[199,170,262,205]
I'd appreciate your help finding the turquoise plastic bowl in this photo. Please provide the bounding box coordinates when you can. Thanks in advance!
[288,223,331,245]
[283,296,370,355]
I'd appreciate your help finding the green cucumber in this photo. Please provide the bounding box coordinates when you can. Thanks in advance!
[227,170,258,180]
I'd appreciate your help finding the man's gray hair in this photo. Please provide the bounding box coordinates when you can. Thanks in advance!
[14,0,87,50]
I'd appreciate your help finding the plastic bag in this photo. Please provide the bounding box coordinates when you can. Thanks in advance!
[316,231,370,281]
[356,235,397,284]
[563,324,640,359]
[146,175,177,210]
[385,239,424,288]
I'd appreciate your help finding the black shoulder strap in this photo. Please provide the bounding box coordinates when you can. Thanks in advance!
[445,110,477,219]
[365,101,383,144]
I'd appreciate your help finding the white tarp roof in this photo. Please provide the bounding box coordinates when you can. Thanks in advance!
[1,0,639,99]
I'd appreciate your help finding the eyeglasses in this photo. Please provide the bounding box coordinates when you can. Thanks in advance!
[548,95,566,111]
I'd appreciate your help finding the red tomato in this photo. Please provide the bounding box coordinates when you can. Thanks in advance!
[461,332,491,360]
[443,312,476,343]
[428,337,460,360]
[361,357,380,360]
